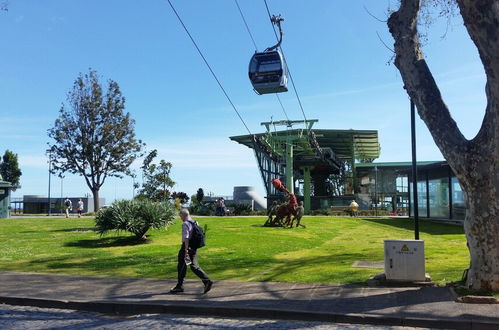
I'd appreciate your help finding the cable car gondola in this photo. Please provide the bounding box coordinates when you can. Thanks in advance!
[248,15,288,95]
[249,50,288,94]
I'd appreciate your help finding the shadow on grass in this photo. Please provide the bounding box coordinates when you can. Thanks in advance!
[360,218,464,236]
[26,250,374,285]
[249,223,304,229]
[249,224,287,228]
[54,228,97,233]
[65,236,147,248]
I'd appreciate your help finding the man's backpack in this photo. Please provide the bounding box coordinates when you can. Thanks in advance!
[188,220,206,249]
[65,200,71,207]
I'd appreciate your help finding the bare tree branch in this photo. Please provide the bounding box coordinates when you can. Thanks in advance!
[364,5,387,22]
[388,0,467,169]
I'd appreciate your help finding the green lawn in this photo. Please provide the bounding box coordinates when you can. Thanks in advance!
[0,216,468,285]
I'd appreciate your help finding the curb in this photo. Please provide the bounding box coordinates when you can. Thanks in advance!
[2,296,498,330]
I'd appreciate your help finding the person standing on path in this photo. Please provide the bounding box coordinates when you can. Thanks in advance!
[64,198,72,218]
[170,208,213,294]
[349,200,359,217]
[76,199,84,218]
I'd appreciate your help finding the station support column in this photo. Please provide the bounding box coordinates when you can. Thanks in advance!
[285,137,294,194]
[302,166,312,213]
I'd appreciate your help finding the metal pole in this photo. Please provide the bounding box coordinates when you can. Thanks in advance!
[47,153,51,216]
[411,99,420,240]
[285,137,294,194]
[303,166,311,213]
[163,168,167,203]
[374,166,378,217]
[60,177,63,214]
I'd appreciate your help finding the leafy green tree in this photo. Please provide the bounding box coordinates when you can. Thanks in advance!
[138,149,175,202]
[388,0,499,290]
[171,191,189,204]
[0,150,22,190]
[196,188,205,204]
[47,69,144,211]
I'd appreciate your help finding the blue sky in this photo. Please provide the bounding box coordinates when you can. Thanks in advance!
[0,0,486,203]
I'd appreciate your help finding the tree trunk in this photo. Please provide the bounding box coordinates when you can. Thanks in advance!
[463,172,499,291]
[388,0,499,291]
[92,188,100,212]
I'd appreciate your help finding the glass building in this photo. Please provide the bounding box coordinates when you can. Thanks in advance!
[355,162,432,215]
[407,161,465,221]
[355,161,465,221]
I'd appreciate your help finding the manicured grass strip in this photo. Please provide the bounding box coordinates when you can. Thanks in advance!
[0,217,468,285]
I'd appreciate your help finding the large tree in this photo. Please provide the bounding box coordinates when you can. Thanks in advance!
[138,149,175,202]
[196,188,205,204]
[388,0,499,290]
[48,69,144,211]
[0,150,22,190]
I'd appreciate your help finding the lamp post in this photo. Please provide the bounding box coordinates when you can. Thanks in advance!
[374,165,378,217]
[163,167,167,203]
[411,99,420,240]
[47,152,52,216]
[60,176,64,215]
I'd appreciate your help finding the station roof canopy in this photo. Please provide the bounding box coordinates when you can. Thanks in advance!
[230,129,380,161]
[355,161,443,168]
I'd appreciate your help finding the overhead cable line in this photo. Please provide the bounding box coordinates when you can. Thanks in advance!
[235,0,259,51]
[167,0,252,135]
[263,0,308,124]
[275,94,290,122]
[235,0,290,122]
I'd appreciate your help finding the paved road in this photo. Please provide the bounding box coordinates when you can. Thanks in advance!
[0,304,428,329]
[2,272,498,329]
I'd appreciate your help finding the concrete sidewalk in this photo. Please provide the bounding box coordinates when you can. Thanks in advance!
[0,272,497,329]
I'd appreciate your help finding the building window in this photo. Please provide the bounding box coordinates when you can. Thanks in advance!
[409,179,428,217]
[451,177,465,220]
[428,176,449,218]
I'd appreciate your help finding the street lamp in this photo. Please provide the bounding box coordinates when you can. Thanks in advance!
[410,99,420,240]
[374,166,378,217]
[47,152,52,216]
[60,175,64,215]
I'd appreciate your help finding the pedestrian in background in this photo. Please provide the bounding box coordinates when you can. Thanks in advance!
[76,198,84,218]
[349,200,359,217]
[64,198,72,218]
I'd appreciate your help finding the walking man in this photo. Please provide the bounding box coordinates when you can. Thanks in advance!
[76,199,84,218]
[64,198,72,218]
[170,208,213,294]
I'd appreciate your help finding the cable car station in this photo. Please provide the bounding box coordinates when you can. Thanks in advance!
[230,119,380,213]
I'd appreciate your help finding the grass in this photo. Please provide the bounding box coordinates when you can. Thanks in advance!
[0,216,469,286]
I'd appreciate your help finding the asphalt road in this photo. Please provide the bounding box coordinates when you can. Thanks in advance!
[0,304,429,329]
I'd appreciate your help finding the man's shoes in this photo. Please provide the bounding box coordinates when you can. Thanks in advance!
[203,280,213,294]
[169,286,184,294]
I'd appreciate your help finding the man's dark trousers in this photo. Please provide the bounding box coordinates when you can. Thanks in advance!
[177,243,210,286]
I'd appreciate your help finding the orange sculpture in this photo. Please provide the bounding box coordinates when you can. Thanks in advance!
[266,179,299,227]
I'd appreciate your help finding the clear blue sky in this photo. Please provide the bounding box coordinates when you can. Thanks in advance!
[0,0,486,203]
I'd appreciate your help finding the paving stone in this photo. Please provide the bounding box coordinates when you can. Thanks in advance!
[0,304,429,329]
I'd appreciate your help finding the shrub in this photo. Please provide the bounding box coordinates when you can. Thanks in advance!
[227,203,252,216]
[310,209,329,216]
[95,199,175,240]
[191,202,215,216]
[173,198,182,211]
[251,209,267,216]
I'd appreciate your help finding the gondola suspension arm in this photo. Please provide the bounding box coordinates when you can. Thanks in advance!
[265,15,284,52]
